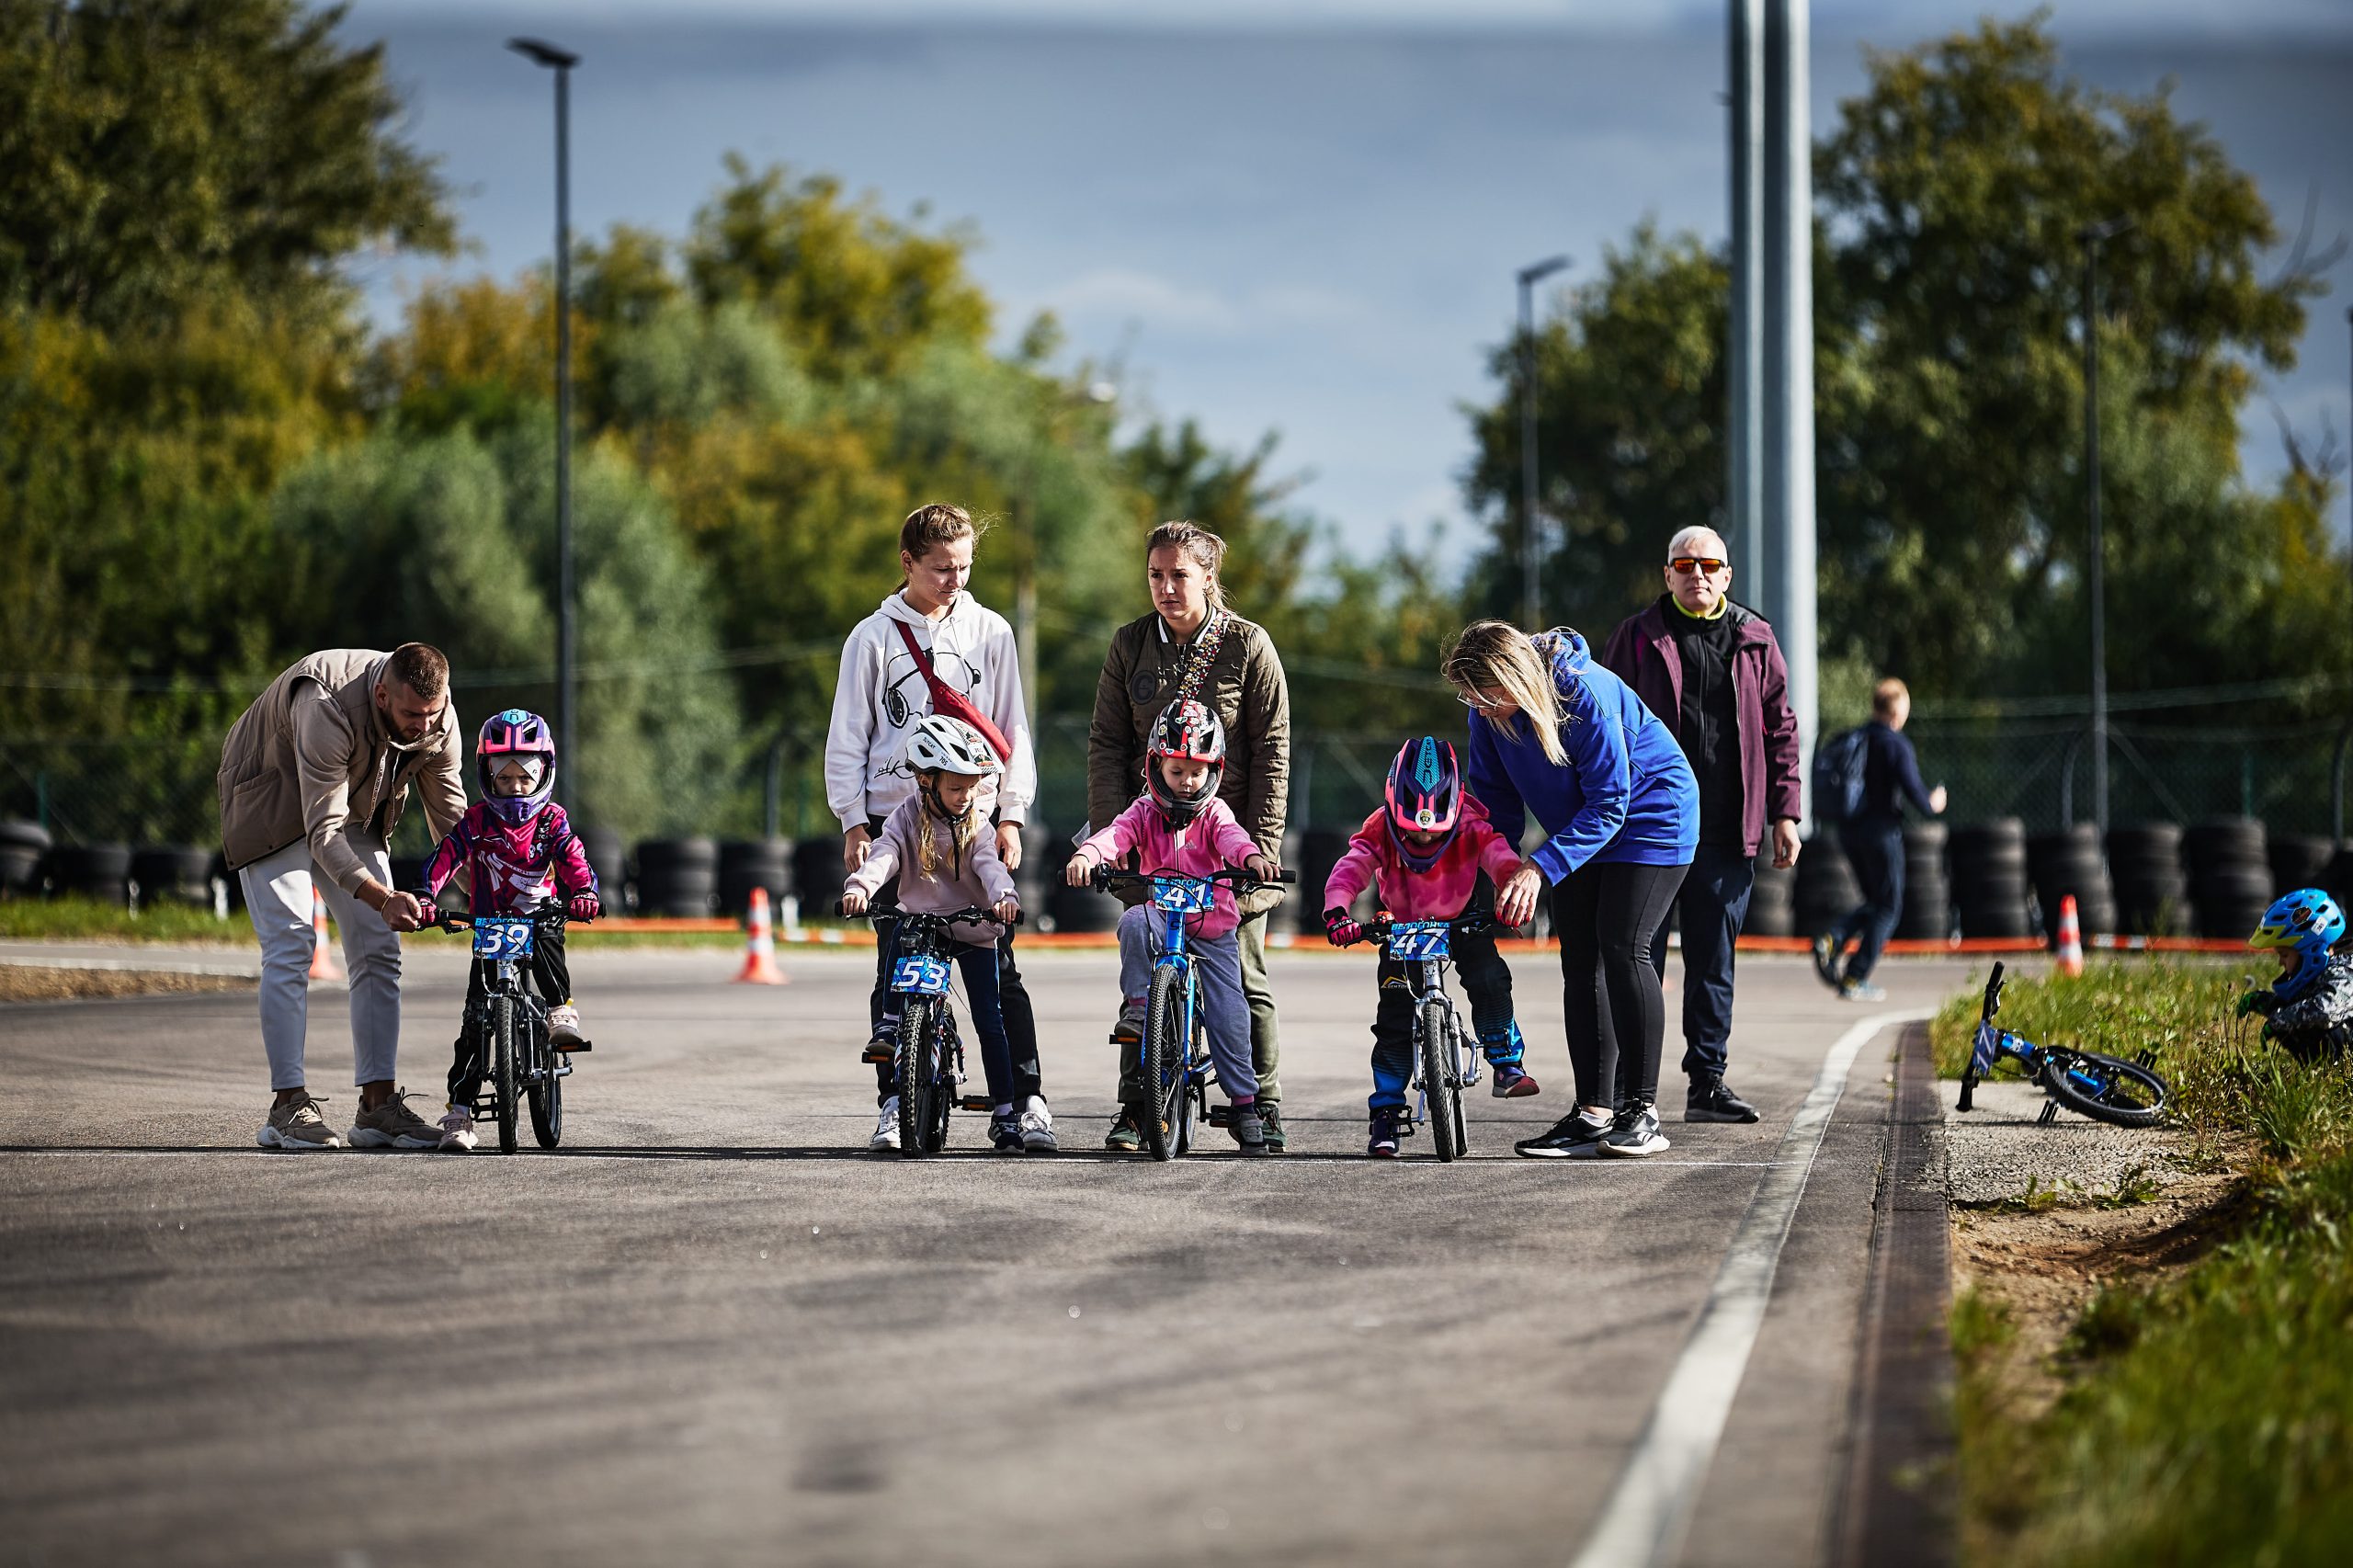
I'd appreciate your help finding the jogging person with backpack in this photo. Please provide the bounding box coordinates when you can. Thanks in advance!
[1813,677,1946,1001]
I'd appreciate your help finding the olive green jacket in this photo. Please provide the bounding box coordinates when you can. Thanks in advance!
[1087,610,1291,915]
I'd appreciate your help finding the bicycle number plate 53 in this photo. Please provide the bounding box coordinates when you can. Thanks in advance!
[890,954,953,995]
[1151,881,1215,915]
[472,917,536,960]
[1386,922,1451,960]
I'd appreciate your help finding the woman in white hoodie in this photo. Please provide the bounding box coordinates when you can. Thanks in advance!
[824,503,1050,1153]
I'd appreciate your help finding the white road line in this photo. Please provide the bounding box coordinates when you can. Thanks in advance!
[1568,1008,1934,1568]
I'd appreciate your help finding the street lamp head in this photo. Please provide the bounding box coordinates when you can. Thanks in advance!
[1518,255,1573,288]
[507,37,579,70]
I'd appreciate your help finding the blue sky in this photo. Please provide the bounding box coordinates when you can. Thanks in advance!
[344,2,2353,563]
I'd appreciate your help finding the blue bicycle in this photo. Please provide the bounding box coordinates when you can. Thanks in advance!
[846,902,1019,1159]
[1956,961,2168,1127]
[1336,912,1495,1162]
[1094,865,1293,1162]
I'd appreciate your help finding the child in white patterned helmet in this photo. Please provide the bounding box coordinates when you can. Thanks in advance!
[841,715,1030,1152]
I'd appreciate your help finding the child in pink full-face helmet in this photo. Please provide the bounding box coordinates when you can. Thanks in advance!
[415,709,601,1152]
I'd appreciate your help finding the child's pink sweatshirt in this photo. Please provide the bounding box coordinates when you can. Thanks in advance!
[1076,794,1261,939]
[1322,795,1524,922]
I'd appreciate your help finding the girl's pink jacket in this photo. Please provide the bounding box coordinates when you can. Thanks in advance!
[1076,794,1262,939]
[1322,796,1524,922]
[421,801,597,916]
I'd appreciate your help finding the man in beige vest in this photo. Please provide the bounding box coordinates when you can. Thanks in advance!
[218,644,469,1150]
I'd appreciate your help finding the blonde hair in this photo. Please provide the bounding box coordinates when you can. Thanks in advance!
[1145,520,1227,611]
[899,503,987,584]
[1442,619,1570,767]
[1871,677,1910,717]
[913,768,984,881]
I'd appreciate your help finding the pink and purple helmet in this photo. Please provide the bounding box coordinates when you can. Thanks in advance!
[1386,735,1463,873]
[477,708,556,825]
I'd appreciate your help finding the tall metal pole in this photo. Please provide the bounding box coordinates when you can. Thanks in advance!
[1762,0,1816,795]
[2077,216,2131,835]
[1517,256,1570,631]
[509,38,580,767]
[1728,0,1766,595]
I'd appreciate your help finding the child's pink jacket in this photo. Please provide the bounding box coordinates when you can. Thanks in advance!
[1076,794,1261,939]
[421,801,597,916]
[1322,795,1524,922]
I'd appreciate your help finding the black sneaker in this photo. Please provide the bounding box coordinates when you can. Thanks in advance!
[1810,935,1843,993]
[859,1027,897,1065]
[1515,1108,1611,1159]
[1103,1109,1143,1153]
[1230,1102,1268,1156]
[1685,1074,1760,1124]
[989,1113,1025,1153]
[1600,1099,1671,1157]
[1256,1099,1288,1154]
[1366,1108,1402,1158]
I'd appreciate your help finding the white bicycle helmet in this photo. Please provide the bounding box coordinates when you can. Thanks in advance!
[904,713,1002,779]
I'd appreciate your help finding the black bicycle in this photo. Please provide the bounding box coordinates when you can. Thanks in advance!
[1334,911,1495,1161]
[436,907,582,1154]
[846,903,1019,1159]
[1956,960,2168,1127]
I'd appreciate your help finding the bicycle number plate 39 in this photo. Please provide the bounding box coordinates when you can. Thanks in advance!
[1386,922,1451,961]
[890,954,954,995]
[472,918,536,960]
[1151,881,1215,915]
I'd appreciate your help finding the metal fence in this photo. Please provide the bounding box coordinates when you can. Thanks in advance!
[7,713,2353,854]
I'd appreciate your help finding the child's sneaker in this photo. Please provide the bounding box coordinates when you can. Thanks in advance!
[1017,1096,1058,1153]
[860,1025,898,1065]
[1811,934,1844,992]
[1490,1064,1540,1098]
[1108,998,1146,1045]
[1228,1100,1267,1156]
[1839,978,1888,1003]
[1367,1108,1402,1158]
[549,1004,588,1051]
[870,1096,902,1153]
[1256,1099,1288,1154]
[437,1108,477,1153]
[1103,1109,1143,1152]
[989,1111,1025,1153]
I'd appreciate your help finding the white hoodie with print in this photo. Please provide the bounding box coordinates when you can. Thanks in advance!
[824,590,1037,831]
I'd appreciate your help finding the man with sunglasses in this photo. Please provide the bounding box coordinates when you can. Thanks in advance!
[1599,526,1803,1125]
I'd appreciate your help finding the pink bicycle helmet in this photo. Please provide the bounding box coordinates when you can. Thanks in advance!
[1385,735,1464,873]
[477,708,556,825]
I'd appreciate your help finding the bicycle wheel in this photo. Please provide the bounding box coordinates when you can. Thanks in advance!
[1448,1011,1472,1154]
[2040,1049,2168,1127]
[1420,998,1461,1163]
[925,1014,957,1153]
[491,994,519,1155]
[528,1020,563,1149]
[895,998,938,1159]
[1142,964,1184,1162]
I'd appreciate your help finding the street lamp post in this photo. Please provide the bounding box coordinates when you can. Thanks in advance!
[1517,255,1571,631]
[2077,217,2132,835]
[508,37,580,767]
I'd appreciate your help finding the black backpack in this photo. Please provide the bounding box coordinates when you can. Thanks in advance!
[1813,727,1870,824]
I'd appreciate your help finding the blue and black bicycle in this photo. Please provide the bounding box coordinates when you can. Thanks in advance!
[1956,961,2168,1127]
[1334,911,1495,1162]
[1092,865,1293,1162]
[435,907,581,1154]
[846,902,1020,1159]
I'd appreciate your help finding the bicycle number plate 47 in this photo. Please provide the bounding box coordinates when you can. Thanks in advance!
[1151,881,1215,915]
[472,917,536,960]
[1386,922,1450,961]
[890,955,954,995]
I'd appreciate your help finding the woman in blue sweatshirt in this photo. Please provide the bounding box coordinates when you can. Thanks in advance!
[1447,620,1699,1157]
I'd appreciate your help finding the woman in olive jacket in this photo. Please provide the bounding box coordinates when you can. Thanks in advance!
[1087,521,1292,1152]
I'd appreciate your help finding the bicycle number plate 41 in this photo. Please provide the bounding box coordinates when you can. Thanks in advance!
[890,954,954,995]
[472,917,536,960]
[1386,922,1450,960]
[1151,881,1215,915]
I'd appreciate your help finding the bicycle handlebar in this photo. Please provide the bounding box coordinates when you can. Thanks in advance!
[1090,865,1296,893]
[431,905,585,936]
[1334,910,1506,948]
[834,900,1024,927]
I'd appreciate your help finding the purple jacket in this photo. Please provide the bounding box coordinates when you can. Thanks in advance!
[1599,598,1802,858]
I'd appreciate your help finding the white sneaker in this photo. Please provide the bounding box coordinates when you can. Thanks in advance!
[870,1096,902,1153]
[1017,1095,1057,1153]
[549,1004,585,1048]
[437,1108,478,1153]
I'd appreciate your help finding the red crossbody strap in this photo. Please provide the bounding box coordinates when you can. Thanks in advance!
[892,619,1014,762]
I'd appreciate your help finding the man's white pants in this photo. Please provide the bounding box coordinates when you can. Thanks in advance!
[239,834,403,1092]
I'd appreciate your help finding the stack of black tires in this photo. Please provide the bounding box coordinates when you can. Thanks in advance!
[719,838,793,916]
[1044,820,1120,934]
[0,821,50,896]
[1292,827,1352,934]
[633,837,719,917]
[2027,824,2117,938]
[581,826,629,914]
[1949,819,2031,937]
[1793,832,1860,937]
[2182,817,2272,939]
[2107,823,2191,935]
[1895,822,1952,940]
[1745,854,1795,937]
[2267,834,2333,903]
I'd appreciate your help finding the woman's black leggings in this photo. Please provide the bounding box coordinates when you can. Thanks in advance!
[1553,860,1689,1108]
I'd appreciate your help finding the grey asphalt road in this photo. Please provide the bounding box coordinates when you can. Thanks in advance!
[0,938,1979,1568]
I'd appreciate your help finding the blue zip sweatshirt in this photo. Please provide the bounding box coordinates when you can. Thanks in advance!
[1463,629,1699,882]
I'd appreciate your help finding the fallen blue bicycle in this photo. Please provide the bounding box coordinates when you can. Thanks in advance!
[1955,960,2168,1127]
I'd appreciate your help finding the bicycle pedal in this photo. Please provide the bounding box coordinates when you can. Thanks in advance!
[557,1039,592,1052]
[860,1044,894,1064]
[957,1096,994,1113]
[1206,1104,1232,1127]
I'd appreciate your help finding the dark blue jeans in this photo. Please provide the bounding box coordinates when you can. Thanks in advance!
[1647,842,1756,1080]
[874,926,1017,1110]
[1832,820,1905,983]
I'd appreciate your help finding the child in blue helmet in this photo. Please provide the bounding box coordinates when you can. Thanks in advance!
[1323,736,1540,1158]
[2236,888,2353,1062]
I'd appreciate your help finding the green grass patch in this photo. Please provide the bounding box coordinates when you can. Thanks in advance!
[0,894,256,945]
[1948,960,2353,1566]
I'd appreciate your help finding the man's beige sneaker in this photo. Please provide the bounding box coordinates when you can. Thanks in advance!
[347,1090,444,1150]
[257,1094,342,1152]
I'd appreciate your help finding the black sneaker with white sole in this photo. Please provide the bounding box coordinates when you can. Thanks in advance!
[1685,1074,1760,1124]
[1514,1108,1612,1158]
[1600,1099,1671,1157]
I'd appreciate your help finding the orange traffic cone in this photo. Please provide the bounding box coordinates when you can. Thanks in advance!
[734,886,788,985]
[2054,893,2086,978]
[308,885,344,982]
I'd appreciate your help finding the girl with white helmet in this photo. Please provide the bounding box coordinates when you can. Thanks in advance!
[842,714,1032,1152]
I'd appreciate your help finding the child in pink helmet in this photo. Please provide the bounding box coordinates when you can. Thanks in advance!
[415,708,599,1153]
